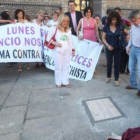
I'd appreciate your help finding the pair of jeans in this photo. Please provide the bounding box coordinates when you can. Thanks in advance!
[129,45,140,91]
[106,48,121,81]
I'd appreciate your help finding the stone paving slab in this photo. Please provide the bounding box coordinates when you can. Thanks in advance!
[0,106,26,135]
[21,116,63,140]
[0,133,20,140]
[0,54,140,140]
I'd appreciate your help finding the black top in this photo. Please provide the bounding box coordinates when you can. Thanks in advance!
[65,11,83,36]
[101,16,108,26]
[103,24,125,49]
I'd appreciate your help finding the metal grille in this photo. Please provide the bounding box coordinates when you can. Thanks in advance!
[0,1,61,19]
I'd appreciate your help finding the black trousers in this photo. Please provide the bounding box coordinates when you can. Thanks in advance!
[120,49,129,73]
[106,48,121,81]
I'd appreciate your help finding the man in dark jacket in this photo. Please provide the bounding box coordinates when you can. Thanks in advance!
[65,0,83,36]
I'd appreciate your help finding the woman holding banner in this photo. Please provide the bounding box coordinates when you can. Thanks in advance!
[77,7,101,43]
[46,15,75,88]
[76,7,101,75]
[32,10,45,68]
[14,9,30,72]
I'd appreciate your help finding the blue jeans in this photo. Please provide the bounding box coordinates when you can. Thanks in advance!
[129,45,140,91]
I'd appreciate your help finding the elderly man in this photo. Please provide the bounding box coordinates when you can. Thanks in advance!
[126,10,140,97]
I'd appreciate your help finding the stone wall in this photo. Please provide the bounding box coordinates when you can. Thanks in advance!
[102,0,140,17]
[0,0,68,20]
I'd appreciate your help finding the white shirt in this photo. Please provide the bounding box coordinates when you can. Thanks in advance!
[48,19,58,27]
[46,27,74,54]
[32,19,44,26]
[71,12,77,32]
[127,24,140,48]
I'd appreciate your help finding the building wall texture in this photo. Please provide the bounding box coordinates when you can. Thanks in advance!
[102,0,140,17]
[0,0,68,19]
[0,0,140,19]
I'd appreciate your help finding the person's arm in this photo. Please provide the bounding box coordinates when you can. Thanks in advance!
[126,30,132,54]
[0,19,11,23]
[102,31,114,51]
[68,30,75,56]
[123,28,130,43]
[94,19,101,44]
[76,19,83,40]
[46,27,62,47]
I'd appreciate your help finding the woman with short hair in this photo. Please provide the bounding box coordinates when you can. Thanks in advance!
[77,7,101,42]
[76,7,101,75]
[48,12,59,27]
[14,9,30,72]
[32,10,45,68]
[46,14,75,88]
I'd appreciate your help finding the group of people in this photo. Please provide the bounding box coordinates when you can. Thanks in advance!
[0,0,140,96]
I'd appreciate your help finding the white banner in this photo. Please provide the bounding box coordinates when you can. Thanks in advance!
[43,33,103,81]
[0,24,102,81]
[0,23,43,62]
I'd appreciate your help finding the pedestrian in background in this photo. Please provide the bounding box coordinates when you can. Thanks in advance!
[32,10,45,68]
[115,7,131,75]
[14,9,30,72]
[56,7,63,16]
[65,0,83,36]
[48,12,59,27]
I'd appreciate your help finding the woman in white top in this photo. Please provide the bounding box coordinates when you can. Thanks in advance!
[32,10,45,26]
[48,12,59,27]
[46,14,75,88]
[14,9,30,72]
[32,10,45,68]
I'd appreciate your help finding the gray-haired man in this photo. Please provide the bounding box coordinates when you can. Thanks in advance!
[126,10,140,97]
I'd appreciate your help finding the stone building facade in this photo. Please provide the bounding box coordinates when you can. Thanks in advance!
[0,0,140,19]
[0,0,68,19]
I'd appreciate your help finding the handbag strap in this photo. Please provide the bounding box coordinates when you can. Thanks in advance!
[47,27,57,44]
[52,27,57,39]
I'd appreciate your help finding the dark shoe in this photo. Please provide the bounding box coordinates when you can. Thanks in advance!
[136,91,140,97]
[34,63,39,68]
[119,72,124,74]
[62,84,71,88]
[41,63,45,68]
[125,86,137,90]
[126,72,130,76]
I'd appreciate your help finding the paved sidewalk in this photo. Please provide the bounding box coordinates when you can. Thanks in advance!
[0,54,140,140]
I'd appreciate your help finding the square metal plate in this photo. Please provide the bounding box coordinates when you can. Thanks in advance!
[83,97,125,123]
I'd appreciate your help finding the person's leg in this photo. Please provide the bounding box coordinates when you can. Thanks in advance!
[34,62,39,68]
[114,49,121,81]
[18,63,22,72]
[62,53,71,86]
[126,54,130,74]
[129,46,137,88]
[52,52,63,86]
[120,49,127,73]
[135,48,140,91]
[106,48,113,80]
[26,63,31,70]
